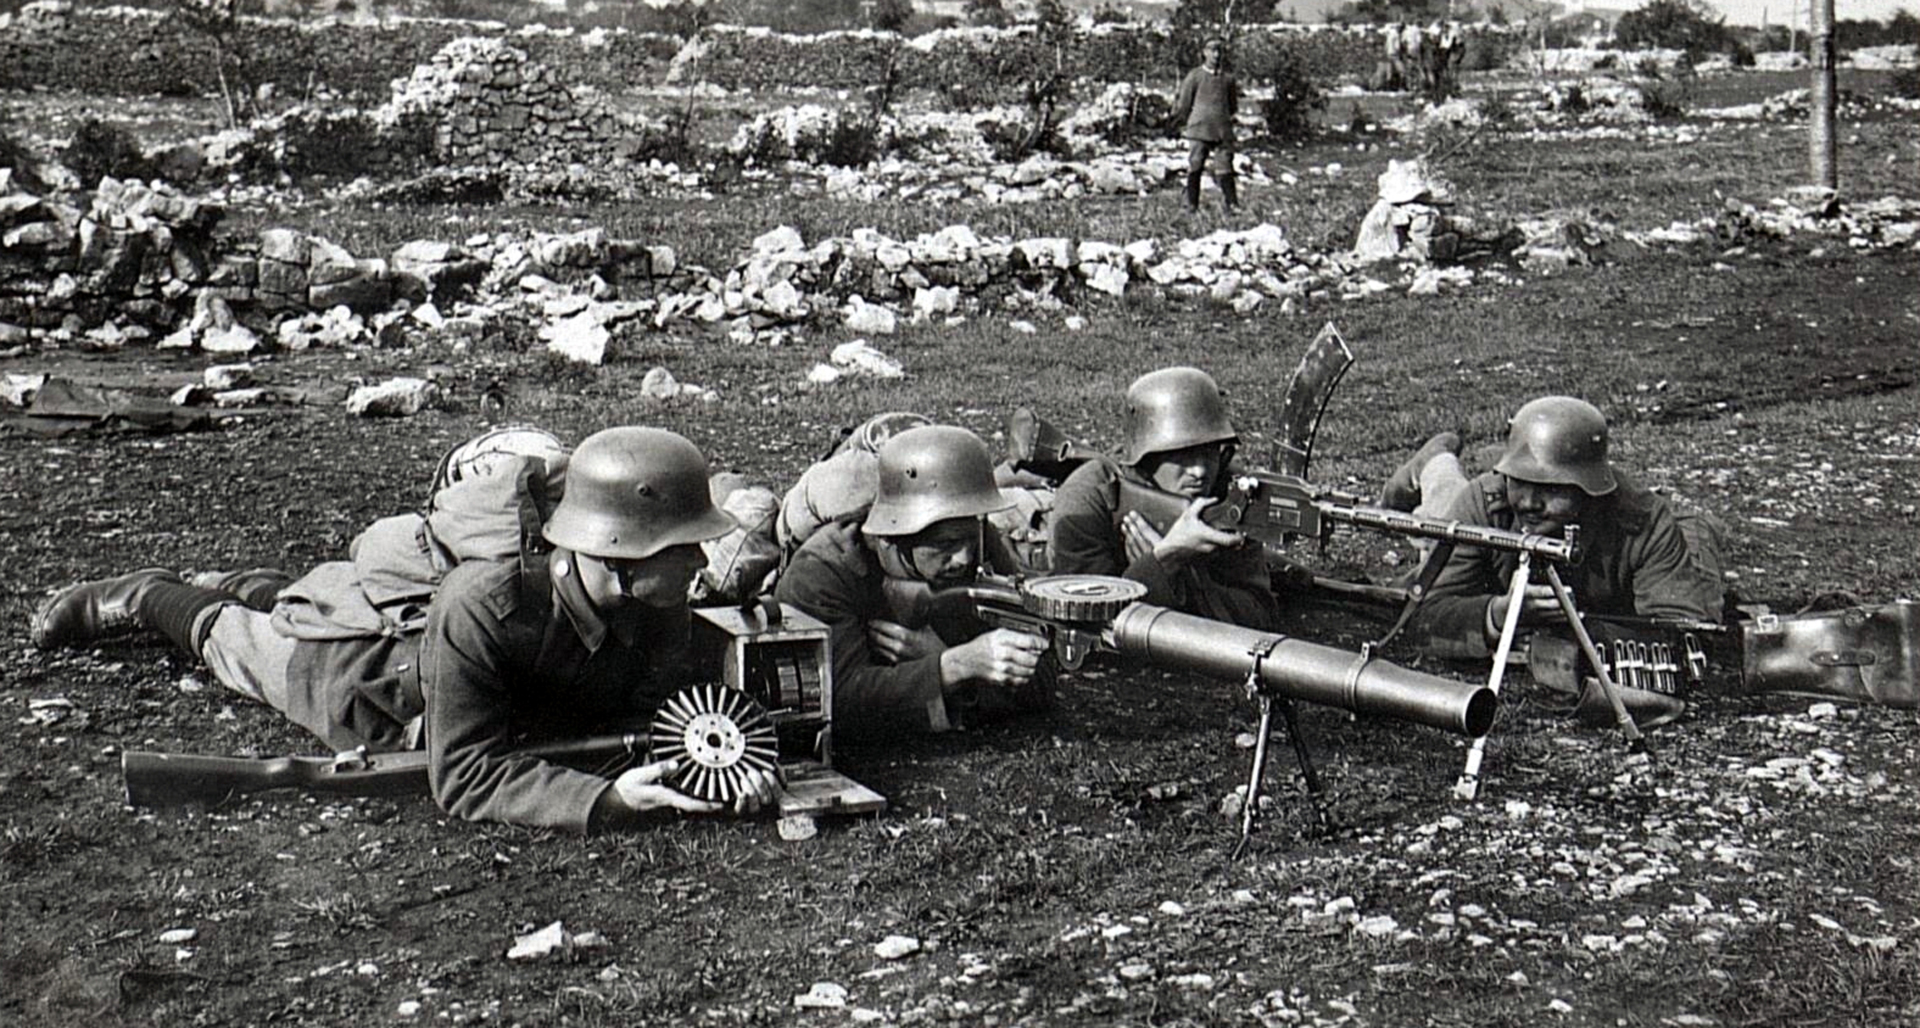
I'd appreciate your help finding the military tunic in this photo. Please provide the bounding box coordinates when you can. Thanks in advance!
[1048,458,1280,631]
[1411,470,1726,659]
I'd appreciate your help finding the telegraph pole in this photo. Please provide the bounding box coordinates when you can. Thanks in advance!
[1809,0,1836,189]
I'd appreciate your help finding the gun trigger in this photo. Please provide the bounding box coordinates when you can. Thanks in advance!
[331,746,372,771]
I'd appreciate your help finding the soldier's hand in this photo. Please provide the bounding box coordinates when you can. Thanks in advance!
[1488,583,1566,629]
[867,619,944,665]
[1150,498,1242,569]
[610,758,724,816]
[730,765,784,817]
[1120,509,1164,565]
[941,628,1047,688]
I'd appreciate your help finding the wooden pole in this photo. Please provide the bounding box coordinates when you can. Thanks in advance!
[1809,0,1836,190]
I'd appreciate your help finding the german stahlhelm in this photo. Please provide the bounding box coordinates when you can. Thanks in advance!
[1494,396,1617,497]
[542,427,736,559]
[1118,367,1237,466]
[862,426,1011,538]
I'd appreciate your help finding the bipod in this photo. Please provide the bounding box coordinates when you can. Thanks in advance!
[1453,553,1531,801]
[1230,638,1333,861]
[1544,563,1651,755]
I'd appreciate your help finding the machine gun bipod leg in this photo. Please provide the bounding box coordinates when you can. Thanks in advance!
[1231,640,1336,861]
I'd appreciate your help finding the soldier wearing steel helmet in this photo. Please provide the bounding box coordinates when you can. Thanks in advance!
[1048,367,1280,630]
[30,427,779,831]
[774,425,1052,739]
[1395,397,1726,659]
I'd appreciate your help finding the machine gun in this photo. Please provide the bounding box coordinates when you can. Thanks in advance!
[1118,469,1580,635]
[885,573,1497,847]
[1118,472,1660,797]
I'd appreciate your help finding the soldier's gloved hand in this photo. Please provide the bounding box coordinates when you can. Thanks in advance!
[1487,583,1567,631]
[1143,498,1242,570]
[941,628,1047,689]
[867,618,944,665]
[609,757,725,816]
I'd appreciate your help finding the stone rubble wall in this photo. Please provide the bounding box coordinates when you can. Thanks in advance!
[0,173,222,344]
[673,22,1516,93]
[0,3,682,102]
[0,4,1510,101]
[380,38,653,169]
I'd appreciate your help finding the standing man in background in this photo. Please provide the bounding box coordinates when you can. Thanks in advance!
[1169,35,1240,214]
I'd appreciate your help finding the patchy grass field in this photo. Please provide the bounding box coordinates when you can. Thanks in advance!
[3,65,1919,1028]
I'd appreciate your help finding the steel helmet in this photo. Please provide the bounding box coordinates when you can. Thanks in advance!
[862,426,1011,538]
[1118,367,1237,466]
[1494,396,1617,497]
[542,427,737,559]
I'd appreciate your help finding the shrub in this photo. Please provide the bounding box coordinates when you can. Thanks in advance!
[0,119,47,193]
[1262,59,1326,142]
[1614,0,1738,55]
[1888,65,1920,100]
[1640,54,1696,119]
[822,116,883,168]
[62,118,152,188]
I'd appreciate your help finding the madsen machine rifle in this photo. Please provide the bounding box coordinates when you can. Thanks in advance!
[1118,472,1656,802]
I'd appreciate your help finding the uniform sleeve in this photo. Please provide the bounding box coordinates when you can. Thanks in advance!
[1408,485,1511,660]
[1627,502,1726,624]
[1170,70,1198,130]
[419,569,612,833]
[774,546,952,740]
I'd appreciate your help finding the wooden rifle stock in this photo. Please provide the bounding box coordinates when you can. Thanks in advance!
[122,734,646,809]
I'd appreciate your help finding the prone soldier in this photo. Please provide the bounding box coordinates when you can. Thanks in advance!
[31,427,780,831]
[1049,367,1282,631]
[1388,396,1727,660]
[774,425,1052,740]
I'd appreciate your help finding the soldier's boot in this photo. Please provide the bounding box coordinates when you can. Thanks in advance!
[187,567,296,612]
[1218,172,1239,212]
[31,569,180,649]
[1379,431,1462,512]
[1184,168,1203,212]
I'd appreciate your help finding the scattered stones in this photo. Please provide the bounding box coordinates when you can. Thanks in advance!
[829,340,904,380]
[873,935,920,960]
[345,377,437,418]
[794,982,848,1010]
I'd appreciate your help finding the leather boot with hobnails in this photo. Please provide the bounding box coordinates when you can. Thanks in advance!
[30,568,180,649]
[1379,431,1463,512]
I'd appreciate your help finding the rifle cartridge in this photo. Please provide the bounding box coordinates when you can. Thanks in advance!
[1106,603,1497,738]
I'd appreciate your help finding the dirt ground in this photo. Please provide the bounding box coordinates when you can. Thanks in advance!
[4,70,1920,1028]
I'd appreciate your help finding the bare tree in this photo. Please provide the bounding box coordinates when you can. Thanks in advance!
[170,0,263,131]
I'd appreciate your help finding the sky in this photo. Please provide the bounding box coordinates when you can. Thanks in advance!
[1669,0,1913,26]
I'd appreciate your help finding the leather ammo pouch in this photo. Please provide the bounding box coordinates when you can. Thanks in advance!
[1740,600,1920,708]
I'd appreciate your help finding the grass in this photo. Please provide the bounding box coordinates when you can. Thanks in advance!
[2,65,1918,1028]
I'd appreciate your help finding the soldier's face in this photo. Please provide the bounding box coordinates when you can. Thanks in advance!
[1142,443,1224,498]
[578,544,708,609]
[902,518,983,588]
[1204,41,1224,68]
[1506,479,1589,538]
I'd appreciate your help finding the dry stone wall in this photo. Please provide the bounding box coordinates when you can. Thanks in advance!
[0,5,1509,101]
[0,173,222,343]
[0,3,682,101]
